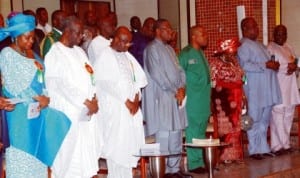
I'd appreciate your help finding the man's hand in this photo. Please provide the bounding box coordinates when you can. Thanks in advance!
[33,95,49,110]
[266,60,280,71]
[125,93,140,115]
[287,62,297,75]
[0,97,14,111]
[84,95,99,116]
[175,87,185,106]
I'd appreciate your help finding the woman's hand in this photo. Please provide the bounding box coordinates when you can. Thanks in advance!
[0,97,15,111]
[33,95,50,110]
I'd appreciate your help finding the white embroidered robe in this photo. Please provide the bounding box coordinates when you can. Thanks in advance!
[94,46,147,168]
[45,42,100,178]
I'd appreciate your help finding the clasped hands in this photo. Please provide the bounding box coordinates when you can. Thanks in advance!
[125,93,140,115]
[266,60,280,71]
[286,62,297,75]
[266,59,298,75]
[175,87,185,106]
[84,94,99,116]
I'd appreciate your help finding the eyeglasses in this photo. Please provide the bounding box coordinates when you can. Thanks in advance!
[125,42,133,47]
[160,27,172,32]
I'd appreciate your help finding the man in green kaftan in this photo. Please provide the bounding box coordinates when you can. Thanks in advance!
[179,25,211,174]
[40,10,66,58]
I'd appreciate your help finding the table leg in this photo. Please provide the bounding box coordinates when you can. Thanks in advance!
[149,156,166,178]
[140,157,147,178]
[204,147,217,178]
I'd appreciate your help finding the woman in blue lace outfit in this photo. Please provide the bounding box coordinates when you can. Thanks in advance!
[0,13,71,178]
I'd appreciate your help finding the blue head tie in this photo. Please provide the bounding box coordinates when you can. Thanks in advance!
[0,13,35,41]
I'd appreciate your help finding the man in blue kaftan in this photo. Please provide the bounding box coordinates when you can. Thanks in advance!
[142,19,191,178]
[237,17,282,160]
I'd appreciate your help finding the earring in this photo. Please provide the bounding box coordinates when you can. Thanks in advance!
[15,38,18,47]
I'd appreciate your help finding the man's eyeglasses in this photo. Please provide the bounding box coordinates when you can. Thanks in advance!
[159,27,172,32]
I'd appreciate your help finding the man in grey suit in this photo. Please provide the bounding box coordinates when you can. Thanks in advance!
[142,19,191,178]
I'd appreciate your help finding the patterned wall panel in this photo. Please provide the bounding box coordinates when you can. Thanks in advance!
[195,0,276,61]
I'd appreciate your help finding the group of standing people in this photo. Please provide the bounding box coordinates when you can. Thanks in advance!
[0,8,299,178]
[210,17,299,163]
[238,17,300,160]
[0,10,148,178]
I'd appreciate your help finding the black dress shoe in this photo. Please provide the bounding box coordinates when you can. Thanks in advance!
[284,148,294,154]
[272,149,284,156]
[189,167,207,174]
[262,152,276,157]
[172,171,193,178]
[164,173,173,178]
[250,154,264,160]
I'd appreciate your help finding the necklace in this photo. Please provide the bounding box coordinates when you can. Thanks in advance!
[13,44,27,57]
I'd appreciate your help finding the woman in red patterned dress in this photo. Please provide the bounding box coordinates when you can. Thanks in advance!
[210,38,245,163]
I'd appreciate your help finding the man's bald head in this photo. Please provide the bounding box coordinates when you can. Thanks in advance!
[190,25,205,38]
[241,17,259,40]
[52,10,67,30]
[98,16,115,39]
[111,26,132,52]
[190,25,208,49]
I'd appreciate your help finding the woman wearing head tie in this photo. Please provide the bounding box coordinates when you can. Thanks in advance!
[0,13,71,178]
[210,38,245,164]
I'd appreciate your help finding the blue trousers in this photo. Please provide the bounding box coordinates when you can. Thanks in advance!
[247,105,272,155]
[155,130,182,173]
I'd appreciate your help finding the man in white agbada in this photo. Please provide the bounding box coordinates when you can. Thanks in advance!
[44,16,100,178]
[94,26,147,178]
[267,25,300,155]
[88,16,116,65]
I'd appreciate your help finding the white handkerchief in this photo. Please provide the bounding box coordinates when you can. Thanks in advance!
[79,107,91,121]
[179,96,187,109]
[7,98,27,104]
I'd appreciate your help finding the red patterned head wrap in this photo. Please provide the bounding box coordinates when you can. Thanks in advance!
[213,37,240,56]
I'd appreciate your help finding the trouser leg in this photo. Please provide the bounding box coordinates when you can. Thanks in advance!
[185,114,209,170]
[247,106,271,155]
[107,159,132,178]
[155,130,182,173]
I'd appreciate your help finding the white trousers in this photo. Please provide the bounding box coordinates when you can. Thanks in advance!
[270,104,295,152]
[107,159,132,178]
